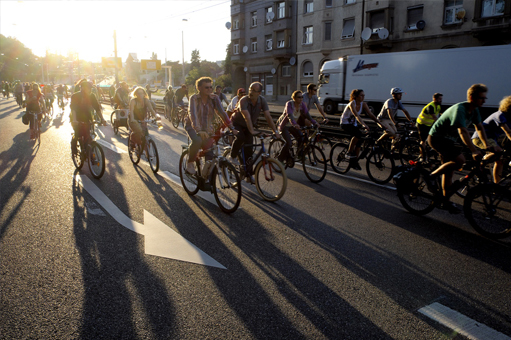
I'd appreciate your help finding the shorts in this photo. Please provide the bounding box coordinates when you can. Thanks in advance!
[472,137,498,149]
[417,123,431,142]
[341,124,363,139]
[428,135,460,162]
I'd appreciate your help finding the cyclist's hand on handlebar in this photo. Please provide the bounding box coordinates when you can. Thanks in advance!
[322,118,329,124]
[293,124,300,129]
[275,131,282,140]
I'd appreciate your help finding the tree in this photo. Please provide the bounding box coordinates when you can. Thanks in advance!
[216,74,232,89]
[223,42,232,76]
[190,49,201,70]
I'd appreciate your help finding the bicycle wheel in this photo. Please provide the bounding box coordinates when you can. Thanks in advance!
[366,148,394,184]
[88,141,105,179]
[171,109,180,128]
[329,141,350,174]
[71,138,85,169]
[254,157,287,202]
[464,184,511,239]
[146,139,159,173]
[396,171,436,215]
[313,135,333,163]
[110,111,119,135]
[399,140,421,166]
[268,138,286,172]
[211,162,241,213]
[179,149,200,195]
[302,145,327,183]
[128,134,141,164]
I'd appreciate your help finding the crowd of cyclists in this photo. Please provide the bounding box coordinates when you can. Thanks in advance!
[3,75,510,233]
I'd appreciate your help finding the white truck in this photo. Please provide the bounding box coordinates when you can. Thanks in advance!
[317,45,511,118]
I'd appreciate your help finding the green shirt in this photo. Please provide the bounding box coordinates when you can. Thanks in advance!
[429,101,481,141]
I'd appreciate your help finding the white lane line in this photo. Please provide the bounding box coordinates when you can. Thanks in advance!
[76,174,226,269]
[418,303,510,340]
[96,139,127,154]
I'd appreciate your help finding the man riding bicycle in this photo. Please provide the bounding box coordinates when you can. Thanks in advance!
[377,87,414,145]
[70,79,106,153]
[113,82,130,110]
[184,77,236,175]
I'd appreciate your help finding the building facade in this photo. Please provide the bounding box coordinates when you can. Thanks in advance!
[231,0,510,100]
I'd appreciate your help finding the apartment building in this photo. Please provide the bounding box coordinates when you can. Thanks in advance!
[231,0,510,100]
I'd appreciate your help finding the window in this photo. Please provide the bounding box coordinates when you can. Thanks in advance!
[282,64,291,77]
[444,1,464,24]
[266,6,274,23]
[341,18,355,38]
[265,35,273,50]
[303,26,313,44]
[481,0,505,17]
[370,10,385,33]
[251,38,257,52]
[233,43,239,55]
[303,61,313,77]
[324,22,332,41]
[345,0,356,4]
[233,17,239,30]
[251,11,257,27]
[278,2,286,18]
[277,31,285,48]
[407,5,424,29]
[326,0,333,7]
[305,0,313,13]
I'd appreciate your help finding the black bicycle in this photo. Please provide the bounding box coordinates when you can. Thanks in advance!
[329,129,395,184]
[224,132,288,201]
[268,126,328,183]
[171,104,188,129]
[71,122,106,179]
[128,119,160,173]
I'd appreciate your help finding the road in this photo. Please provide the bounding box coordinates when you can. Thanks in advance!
[1,97,510,339]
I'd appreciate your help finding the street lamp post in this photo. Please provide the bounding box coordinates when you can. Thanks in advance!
[182,19,188,84]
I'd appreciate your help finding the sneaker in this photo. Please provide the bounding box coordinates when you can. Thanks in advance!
[185,162,196,175]
[245,174,255,184]
[351,161,362,171]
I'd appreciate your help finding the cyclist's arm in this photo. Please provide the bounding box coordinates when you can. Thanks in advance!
[212,96,234,129]
[263,110,280,138]
[145,98,160,120]
[459,126,481,158]
[349,102,369,129]
[129,99,136,121]
[362,102,383,128]
[501,124,511,141]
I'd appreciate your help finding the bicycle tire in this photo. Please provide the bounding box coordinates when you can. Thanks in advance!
[463,183,511,239]
[88,141,105,179]
[147,139,159,173]
[179,149,200,195]
[171,109,180,128]
[396,171,436,215]
[110,111,119,135]
[302,145,327,183]
[399,140,421,166]
[254,157,287,202]
[366,148,395,184]
[211,162,242,214]
[329,141,350,174]
[128,134,141,164]
[268,139,286,172]
[71,137,85,169]
[312,134,333,163]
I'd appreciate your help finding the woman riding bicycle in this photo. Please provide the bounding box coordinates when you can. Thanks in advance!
[25,83,46,139]
[341,89,385,170]
[43,84,55,114]
[276,90,317,165]
[128,87,161,151]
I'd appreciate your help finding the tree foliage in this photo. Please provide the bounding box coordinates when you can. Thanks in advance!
[190,49,201,70]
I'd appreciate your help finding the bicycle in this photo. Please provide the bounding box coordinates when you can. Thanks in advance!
[28,111,43,145]
[71,122,106,179]
[328,128,395,184]
[110,109,130,135]
[268,125,328,183]
[394,158,511,239]
[128,119,160,173]
[57,95,66,111]
[44,95,54,118]
[179,131,242,213]
[15,93,23,108]
[307,121,334,163]
[171,104,188,129]
[223,131,287,202]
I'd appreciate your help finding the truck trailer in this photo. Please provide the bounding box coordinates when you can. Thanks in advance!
[317,45,511,118]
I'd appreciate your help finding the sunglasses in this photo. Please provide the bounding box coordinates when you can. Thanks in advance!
[296,96,303,99]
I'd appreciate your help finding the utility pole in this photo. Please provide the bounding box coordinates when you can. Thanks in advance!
[114,30,119,86]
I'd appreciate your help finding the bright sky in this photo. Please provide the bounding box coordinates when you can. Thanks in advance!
[0,0,232,63]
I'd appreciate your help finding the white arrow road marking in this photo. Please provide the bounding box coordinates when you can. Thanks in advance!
[76,174,226,269]
[418,303,510,340]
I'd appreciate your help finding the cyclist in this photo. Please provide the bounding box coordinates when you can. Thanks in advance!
[25,83,47,139]
[215,85,230,108]
[70,79,105,153]
[471,95,511,183]
[174,84,189,108]
[230,82,281,183]
[276,90,318,166]
[302,83,329,124]
[184,77,236,174]
[128,86,161,152]
[43,84,55,115]
[113,82,130,110]
[427,84,499,214]
[3,81,10,98]
[417,93,443,162]
[376,87,414,145]
[340,89,385,170]
[14,82,24,107]
[56,84,66,107]
[226,87,246,118]
[163,85,174,117]
[109,84,116,106]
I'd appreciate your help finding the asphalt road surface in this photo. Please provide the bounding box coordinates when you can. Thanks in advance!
[1,97,510,340]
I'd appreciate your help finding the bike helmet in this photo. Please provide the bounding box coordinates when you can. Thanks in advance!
[391,87,404,95]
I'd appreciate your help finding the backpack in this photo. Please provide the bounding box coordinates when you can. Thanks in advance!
[22,111,29,125]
